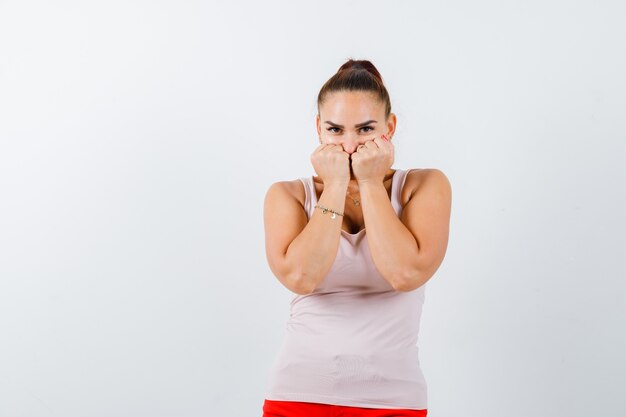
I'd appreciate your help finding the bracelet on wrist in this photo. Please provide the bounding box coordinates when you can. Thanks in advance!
[314,204,344,219]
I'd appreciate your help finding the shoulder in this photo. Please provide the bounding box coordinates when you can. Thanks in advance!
[402,168,451,206]
[264,178,307,209]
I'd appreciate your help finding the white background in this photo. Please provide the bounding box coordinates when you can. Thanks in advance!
[1,1,625,416]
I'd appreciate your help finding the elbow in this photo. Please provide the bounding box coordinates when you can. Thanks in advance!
[293,283,315,296]
[393,268,429,292]
[293,282,315,295]
[288,270,316,295]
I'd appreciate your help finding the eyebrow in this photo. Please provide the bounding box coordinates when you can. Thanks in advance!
[324,120,377,128]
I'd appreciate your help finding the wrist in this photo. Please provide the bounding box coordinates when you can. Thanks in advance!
[324,180,349,189]
[356,178,384,188]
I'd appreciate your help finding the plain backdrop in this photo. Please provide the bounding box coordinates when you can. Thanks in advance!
[1,1,625,416]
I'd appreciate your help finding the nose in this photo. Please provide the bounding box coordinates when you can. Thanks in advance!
[342,136,367,154]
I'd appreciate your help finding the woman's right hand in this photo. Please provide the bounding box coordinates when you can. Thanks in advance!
[310,143,350,185]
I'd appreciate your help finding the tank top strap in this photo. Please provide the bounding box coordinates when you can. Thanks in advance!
[391,168,411,215]
[298,177,314,219]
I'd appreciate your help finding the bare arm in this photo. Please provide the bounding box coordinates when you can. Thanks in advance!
[360,169,451,291]
[264,180,349,294]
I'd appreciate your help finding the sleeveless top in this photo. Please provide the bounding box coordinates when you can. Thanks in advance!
[264,168,428,410]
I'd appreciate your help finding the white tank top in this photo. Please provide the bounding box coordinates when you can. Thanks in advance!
[264,168,428,410]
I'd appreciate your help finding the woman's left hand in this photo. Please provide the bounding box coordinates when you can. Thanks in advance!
[350,134,394,184]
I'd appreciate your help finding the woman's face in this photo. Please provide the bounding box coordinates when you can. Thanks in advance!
[316,90,396,155]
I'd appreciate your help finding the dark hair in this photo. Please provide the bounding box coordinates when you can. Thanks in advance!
[317,58,392,119]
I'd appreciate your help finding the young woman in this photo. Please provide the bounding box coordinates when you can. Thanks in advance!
[261,59,451,417]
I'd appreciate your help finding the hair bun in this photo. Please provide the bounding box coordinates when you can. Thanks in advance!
[317,58,392,120]
[337,59,384,85]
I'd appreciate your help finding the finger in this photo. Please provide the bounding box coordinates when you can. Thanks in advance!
[328,144,346,153]
[373,135,391,147]
[363,137,383,148]
[318,143,337,153]
[313,142,328,153]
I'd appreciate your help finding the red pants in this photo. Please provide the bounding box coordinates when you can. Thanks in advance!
[262,399,428,417]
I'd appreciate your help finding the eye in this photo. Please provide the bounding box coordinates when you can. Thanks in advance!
[327,127,340,133]
[361,126,374,132]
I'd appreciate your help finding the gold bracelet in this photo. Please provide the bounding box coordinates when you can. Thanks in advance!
[314,204,344,219]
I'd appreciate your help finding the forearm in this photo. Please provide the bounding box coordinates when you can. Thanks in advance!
[286,181,348,293]
[358,180,420,290]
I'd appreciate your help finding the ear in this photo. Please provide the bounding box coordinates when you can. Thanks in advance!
[315,114,321,137]
[386,113,397,139]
